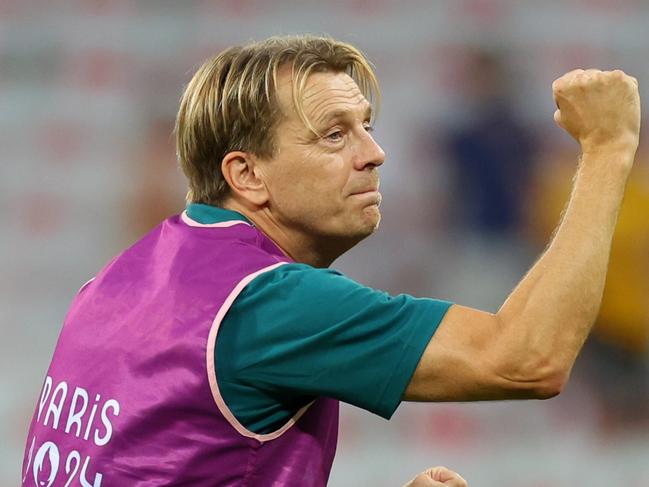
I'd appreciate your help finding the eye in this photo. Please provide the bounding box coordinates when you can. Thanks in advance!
[363,122,375,133]
[324,130,344,142]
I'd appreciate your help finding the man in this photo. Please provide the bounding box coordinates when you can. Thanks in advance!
[22,35,639,486]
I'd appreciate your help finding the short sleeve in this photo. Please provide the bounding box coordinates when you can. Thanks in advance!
[216,263,453,431]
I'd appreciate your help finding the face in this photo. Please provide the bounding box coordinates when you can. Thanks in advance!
[258,70,385,250]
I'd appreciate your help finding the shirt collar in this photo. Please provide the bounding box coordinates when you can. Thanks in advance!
[185,203,252,225]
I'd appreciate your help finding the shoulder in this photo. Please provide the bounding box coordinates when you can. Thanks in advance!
[238,263,391,313]
[232,263,452,336]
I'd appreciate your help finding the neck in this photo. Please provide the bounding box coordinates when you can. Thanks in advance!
[223,200,350,268]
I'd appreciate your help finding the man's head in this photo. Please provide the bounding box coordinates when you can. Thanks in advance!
[176,35,385,265]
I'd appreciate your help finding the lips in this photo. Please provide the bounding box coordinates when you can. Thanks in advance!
[349,188,382,208]
[349,182,380,196]
[351,188,379,195]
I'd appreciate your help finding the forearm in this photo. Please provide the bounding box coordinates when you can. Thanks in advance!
[405,69,639,403]
[496,150,632,389]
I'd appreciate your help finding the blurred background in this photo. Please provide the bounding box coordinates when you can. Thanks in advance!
[3,1,649,486]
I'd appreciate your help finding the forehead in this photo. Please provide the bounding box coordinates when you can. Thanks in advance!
[276,70,370,128]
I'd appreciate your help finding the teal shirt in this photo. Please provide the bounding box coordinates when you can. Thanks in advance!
[187,204,453,434]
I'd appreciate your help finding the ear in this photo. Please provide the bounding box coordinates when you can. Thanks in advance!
[221,151,269,207]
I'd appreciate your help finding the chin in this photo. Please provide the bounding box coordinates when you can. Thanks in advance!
[354,206,381,238]
[364,204,381,228]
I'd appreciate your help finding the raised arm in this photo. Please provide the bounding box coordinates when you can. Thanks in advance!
[405,69,641,402]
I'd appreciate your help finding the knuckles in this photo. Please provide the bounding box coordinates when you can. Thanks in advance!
[553,68,638,95]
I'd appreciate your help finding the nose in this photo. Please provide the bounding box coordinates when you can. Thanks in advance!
[353,128,385,171]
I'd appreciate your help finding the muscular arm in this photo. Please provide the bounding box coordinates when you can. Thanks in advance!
[405,69,640,402]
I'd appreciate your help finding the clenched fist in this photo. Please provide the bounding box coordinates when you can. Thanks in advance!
[552,69,640,158]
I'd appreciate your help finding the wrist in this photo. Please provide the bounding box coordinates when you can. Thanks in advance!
[580,136,638,160]
[580,143,637,174]
[576,152,633,186]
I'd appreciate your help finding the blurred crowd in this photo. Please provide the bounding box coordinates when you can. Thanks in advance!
[2,1,649,486]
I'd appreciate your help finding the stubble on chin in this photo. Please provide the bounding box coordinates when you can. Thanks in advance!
[359,205,381,236]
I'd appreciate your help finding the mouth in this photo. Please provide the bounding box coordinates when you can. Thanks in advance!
[349,182,380,196]
[350,189,382,206]
[351,189,379,196]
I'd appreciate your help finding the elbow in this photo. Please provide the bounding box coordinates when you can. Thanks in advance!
[527,354,574,399]
[496,356,571,400]
[528,371,567,399]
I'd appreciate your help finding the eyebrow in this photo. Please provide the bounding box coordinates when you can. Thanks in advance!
[314,103,373,128]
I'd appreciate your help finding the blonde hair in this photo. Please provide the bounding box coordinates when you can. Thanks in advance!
[175,35,380,205]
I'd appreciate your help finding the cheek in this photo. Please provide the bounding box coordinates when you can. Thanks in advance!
[268,167,328,218]
[268,151,350,219]
[294,160,347,204]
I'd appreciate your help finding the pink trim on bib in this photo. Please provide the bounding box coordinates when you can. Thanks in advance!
[206,262,314,442]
